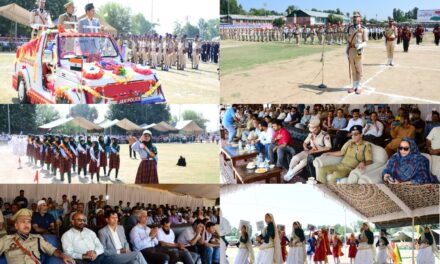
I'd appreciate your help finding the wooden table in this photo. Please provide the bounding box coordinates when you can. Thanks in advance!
[221,145,258,167]
[234,164,282,184]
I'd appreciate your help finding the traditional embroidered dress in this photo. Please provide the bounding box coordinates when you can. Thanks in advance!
[286,227,306,264]
[234,225,255,264]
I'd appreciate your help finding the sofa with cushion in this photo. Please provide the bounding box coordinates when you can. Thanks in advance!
[355,153,440,183]
[313,143,388,184]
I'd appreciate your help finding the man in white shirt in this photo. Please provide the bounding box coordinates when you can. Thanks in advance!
[363,112,384,144]
[334,109,364,149]
[130,210,172,263]
[177,220,204,257]
[157,218,195,264]
[254,120,274,159]
[98,210,147,264]
[61,212,105,263]
[427,126,440,155]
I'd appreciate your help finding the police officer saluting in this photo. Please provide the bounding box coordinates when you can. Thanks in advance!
[0,208,75,264]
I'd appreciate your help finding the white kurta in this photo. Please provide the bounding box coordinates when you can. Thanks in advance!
[256,242,274,264]
[354,242,374,264]
[286,245,305,264]
[377,247,387,264]
[416,245,435,264]
[234,246,250,264]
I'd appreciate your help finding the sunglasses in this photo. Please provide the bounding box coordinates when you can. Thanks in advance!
[74,219,87,222]
[352,132,361,136]
[398,146,410,151]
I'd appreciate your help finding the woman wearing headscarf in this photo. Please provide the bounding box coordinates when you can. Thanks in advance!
[383,137,439,184]
[286,221,306,264]
[89,141,101,182]
[376,229,392,264]
[346,233,358,264]
[98,135,108,176]
[107,137,120,179]
[59,136,73,183]
[68,136,78,173]
[417,226,440,264]
[77,137,89,177]
[234,223,255,264]
[51,135,61,177]
[354,223,375,264]
[256,213,282,264]
[132,130,159,183]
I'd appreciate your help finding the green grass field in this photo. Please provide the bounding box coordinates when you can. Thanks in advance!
[220,40,338,75]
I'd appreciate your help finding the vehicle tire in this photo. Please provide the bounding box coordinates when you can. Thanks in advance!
[17,76,29,104]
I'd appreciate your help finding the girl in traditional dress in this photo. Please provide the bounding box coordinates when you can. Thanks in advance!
[59,136,73,183]
[346,233,358,264]
[98,136,108,176]
[417,226,440,264]
[256,213,282,264]
[44,135,53,172]
[68,136,78,173]
[89,141,101,182]
[314,230,327,264]
[51,135,61,176]
[40,135,47,169]
[376,229,392,264]
[86,136,92,164]
[280,229,289,262]
[354,223,375,264]
[132,130,159,184]
[33,137,40,166]
[306,232,316,264]
[234,224,255,264]
[27,135,33,164]
[107,137,120,179]
[77,137,89,177]
[331,234,343,264]
[286,221,306,264]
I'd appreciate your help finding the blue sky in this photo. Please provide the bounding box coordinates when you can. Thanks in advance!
[237,0,438,20]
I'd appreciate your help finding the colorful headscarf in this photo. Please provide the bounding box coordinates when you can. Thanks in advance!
[383,137,439,184]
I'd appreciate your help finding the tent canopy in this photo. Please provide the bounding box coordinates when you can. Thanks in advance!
[174,120,204,133]
[99,118,142,131]
[142,121,179,133]
[78,13,117,34]
[39,117,103,131]
[145,184,219,200]
[316,185,439,228]
[0,3,31,27]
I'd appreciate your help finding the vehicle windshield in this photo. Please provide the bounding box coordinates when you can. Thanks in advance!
[59,36,118,59]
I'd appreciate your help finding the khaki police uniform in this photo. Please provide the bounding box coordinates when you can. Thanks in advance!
[317,139,373,184]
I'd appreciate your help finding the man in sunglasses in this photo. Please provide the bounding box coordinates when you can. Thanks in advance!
[58,1,77,31]
[317,125,373,184]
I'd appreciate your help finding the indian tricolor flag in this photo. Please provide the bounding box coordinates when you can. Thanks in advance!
[392,242,402,264]
[69,58,83,71]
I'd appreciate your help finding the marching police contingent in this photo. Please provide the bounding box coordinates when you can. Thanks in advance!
[116,33,219,71]
[220,22,352,46]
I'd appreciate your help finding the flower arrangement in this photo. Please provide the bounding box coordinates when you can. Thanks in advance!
[82,64,104,80]
[133,64,153,75]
